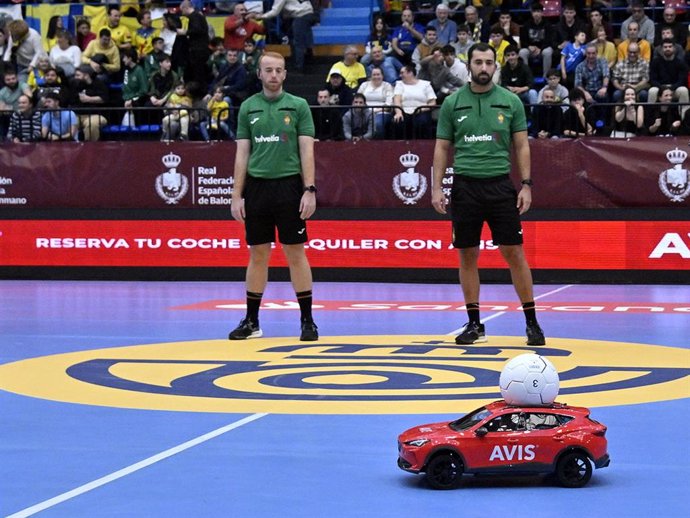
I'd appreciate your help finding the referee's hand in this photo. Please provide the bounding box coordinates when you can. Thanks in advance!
[517,186,532,215]
[431,189,448,215]
[231,198,245,222]
[300,192,316,220]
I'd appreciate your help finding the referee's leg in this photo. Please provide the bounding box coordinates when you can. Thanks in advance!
[499,244,534,303]
[282,243,313,294]
[246,243,271,293]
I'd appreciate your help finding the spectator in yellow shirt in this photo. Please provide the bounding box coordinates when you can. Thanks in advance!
[326,46,367,90]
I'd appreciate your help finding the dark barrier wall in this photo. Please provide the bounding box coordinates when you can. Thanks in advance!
[1,138,689,209]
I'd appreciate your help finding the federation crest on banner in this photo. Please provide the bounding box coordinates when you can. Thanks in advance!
[393,151,427,205]
[659,148,690,203]
[155,152,189,204]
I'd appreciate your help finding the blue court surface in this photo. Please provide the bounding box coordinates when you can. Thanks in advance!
[1,280,688,517]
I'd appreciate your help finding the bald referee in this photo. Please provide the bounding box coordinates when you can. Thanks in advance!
[432,42,545,346]
[229,51,318,342]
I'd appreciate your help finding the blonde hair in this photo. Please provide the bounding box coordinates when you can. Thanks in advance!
[8,20,29,41]
[258,51,286,70]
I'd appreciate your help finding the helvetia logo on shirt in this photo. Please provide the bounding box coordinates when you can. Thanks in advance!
[254,134,281,143]
[464,134,493,142]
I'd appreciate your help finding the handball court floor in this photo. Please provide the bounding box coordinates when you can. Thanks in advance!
[0,280,688,518]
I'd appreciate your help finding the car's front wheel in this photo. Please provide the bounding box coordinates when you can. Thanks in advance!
[556,452,593,488]
[425,453,463,490]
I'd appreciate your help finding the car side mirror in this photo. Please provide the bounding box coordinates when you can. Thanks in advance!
[475,427,488,437]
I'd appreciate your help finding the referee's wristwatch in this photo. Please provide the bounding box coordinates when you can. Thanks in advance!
[521,179,533,187]
[304,185,317,193]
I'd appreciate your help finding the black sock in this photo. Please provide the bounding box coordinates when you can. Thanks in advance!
[246,291,263,324]
[522,301,538,325]
[465,302,480,325]
[296,290,313,322]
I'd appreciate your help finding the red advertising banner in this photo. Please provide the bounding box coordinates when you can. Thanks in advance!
[1,219,688,270]
[1,139,690,209]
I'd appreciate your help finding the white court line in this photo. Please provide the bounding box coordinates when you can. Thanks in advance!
[7,413,269,518]
[447,284,574,335]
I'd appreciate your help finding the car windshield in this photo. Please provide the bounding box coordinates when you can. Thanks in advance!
[449,407,492,431]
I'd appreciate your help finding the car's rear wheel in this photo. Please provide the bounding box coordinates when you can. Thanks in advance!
[556,452,593,488]
[425,453,463,490]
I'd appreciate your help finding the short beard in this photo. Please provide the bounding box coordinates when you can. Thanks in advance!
[472,72,492,86]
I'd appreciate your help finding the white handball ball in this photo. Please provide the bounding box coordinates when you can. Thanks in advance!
[499,353,560,406]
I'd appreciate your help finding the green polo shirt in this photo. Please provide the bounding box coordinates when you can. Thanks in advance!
[236,90,315,179]
[436,84,527,179]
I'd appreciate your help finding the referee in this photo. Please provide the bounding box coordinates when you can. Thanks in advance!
[229,51,318,342]
[431,42,545,346]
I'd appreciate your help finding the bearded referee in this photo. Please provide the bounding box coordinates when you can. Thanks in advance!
[229,51,318,342]
[431,42,545,346]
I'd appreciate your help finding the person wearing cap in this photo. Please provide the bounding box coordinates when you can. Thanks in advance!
[325,46,366,91]
[324,70,353,107]
[66,64,109,141]
[41,91,78,141]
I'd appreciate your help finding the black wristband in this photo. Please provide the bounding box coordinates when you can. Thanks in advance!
[521,179,533,186]
[304,185,317,193]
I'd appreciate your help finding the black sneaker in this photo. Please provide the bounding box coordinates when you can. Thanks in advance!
[228,318,262,340]
[455,322,487,344]
[526,322,546,346]
[300,320,319,341]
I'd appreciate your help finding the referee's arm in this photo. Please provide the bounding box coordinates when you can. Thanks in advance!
[431,137,451,215]
[231,139,251,223]
[513,130,532,215]
[298,135,316,220]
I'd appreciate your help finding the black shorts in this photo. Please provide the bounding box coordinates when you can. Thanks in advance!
[243,174,307,246]
[450,174,523,249]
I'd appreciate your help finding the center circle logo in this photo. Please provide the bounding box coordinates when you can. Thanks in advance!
[0,336,687,414]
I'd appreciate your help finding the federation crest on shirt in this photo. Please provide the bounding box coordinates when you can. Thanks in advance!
[658,148,690,203]
[155,152,189,204]
[393,151,427,205]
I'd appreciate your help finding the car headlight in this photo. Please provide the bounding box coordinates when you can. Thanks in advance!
[405,439,430,447]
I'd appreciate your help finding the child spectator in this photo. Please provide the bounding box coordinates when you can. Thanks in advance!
[203,86,234,141]
[563,90,592,137]
[559,30,587,89]
[161,81,191,141]
[537,69,569,107]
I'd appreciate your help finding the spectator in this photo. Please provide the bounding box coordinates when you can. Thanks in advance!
[655,5,688,47]
[428,3,457,46]
[419,48,463,103]
[327,46,367,90]
[147,55,178,111]
[213,48,249,108]
[537,69,570,107]
[648,39,689,108]
[621,1,655,44]
[312,88,343,141]
[500,45,538,108]
[611,42,650,102]
[121,48,149,125]
[357,66,394,139]
[4,20,45,82]
[6,94,41,142]
[412,26,442,69]
[45,15,65,53]
[32,67,62,109]
[260,0,316,73]
[76,19,96,53]
[342,93,373,142]
[451,25,474,63]
[519,3,554,79]
[366,46,401,85]
[97,6,132,52]
[0,29,8,86]
[645,86,681,136]
[161,81,191,141]
[611,86,644,137]
[653,27,685,62]
[0,68,32,111]
[585,7,613,41]
[574,44,609,106]
[160,13,180,58]
[392,63,436,139]
[27,55,53,92]
[208,37,228,84]
[203,86,234,141]
[496,7,520,48]
[488,25,510,66]
[592,26,616,68]
[562,90,592,137]
[530,88,563,139]
[66,65,109,142]
[618,21,651,63]
[441,44,469,87]
[41,91,78,141]
[241,38,262,95]
[180,0,211,89]
[362,15,395,68]
[133,10,160,59]
[463,5,489,44]
[324,71,353,107]
[49,30,82,78]
[552,4,587,57]
[224,2,264,51]
[559,30,587,89]
[82,28,121,83]
[391,8,424,65]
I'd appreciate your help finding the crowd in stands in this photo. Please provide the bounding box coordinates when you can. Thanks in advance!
[0,0,689,142]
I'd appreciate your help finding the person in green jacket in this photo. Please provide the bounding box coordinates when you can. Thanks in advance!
[121,48,148,126]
